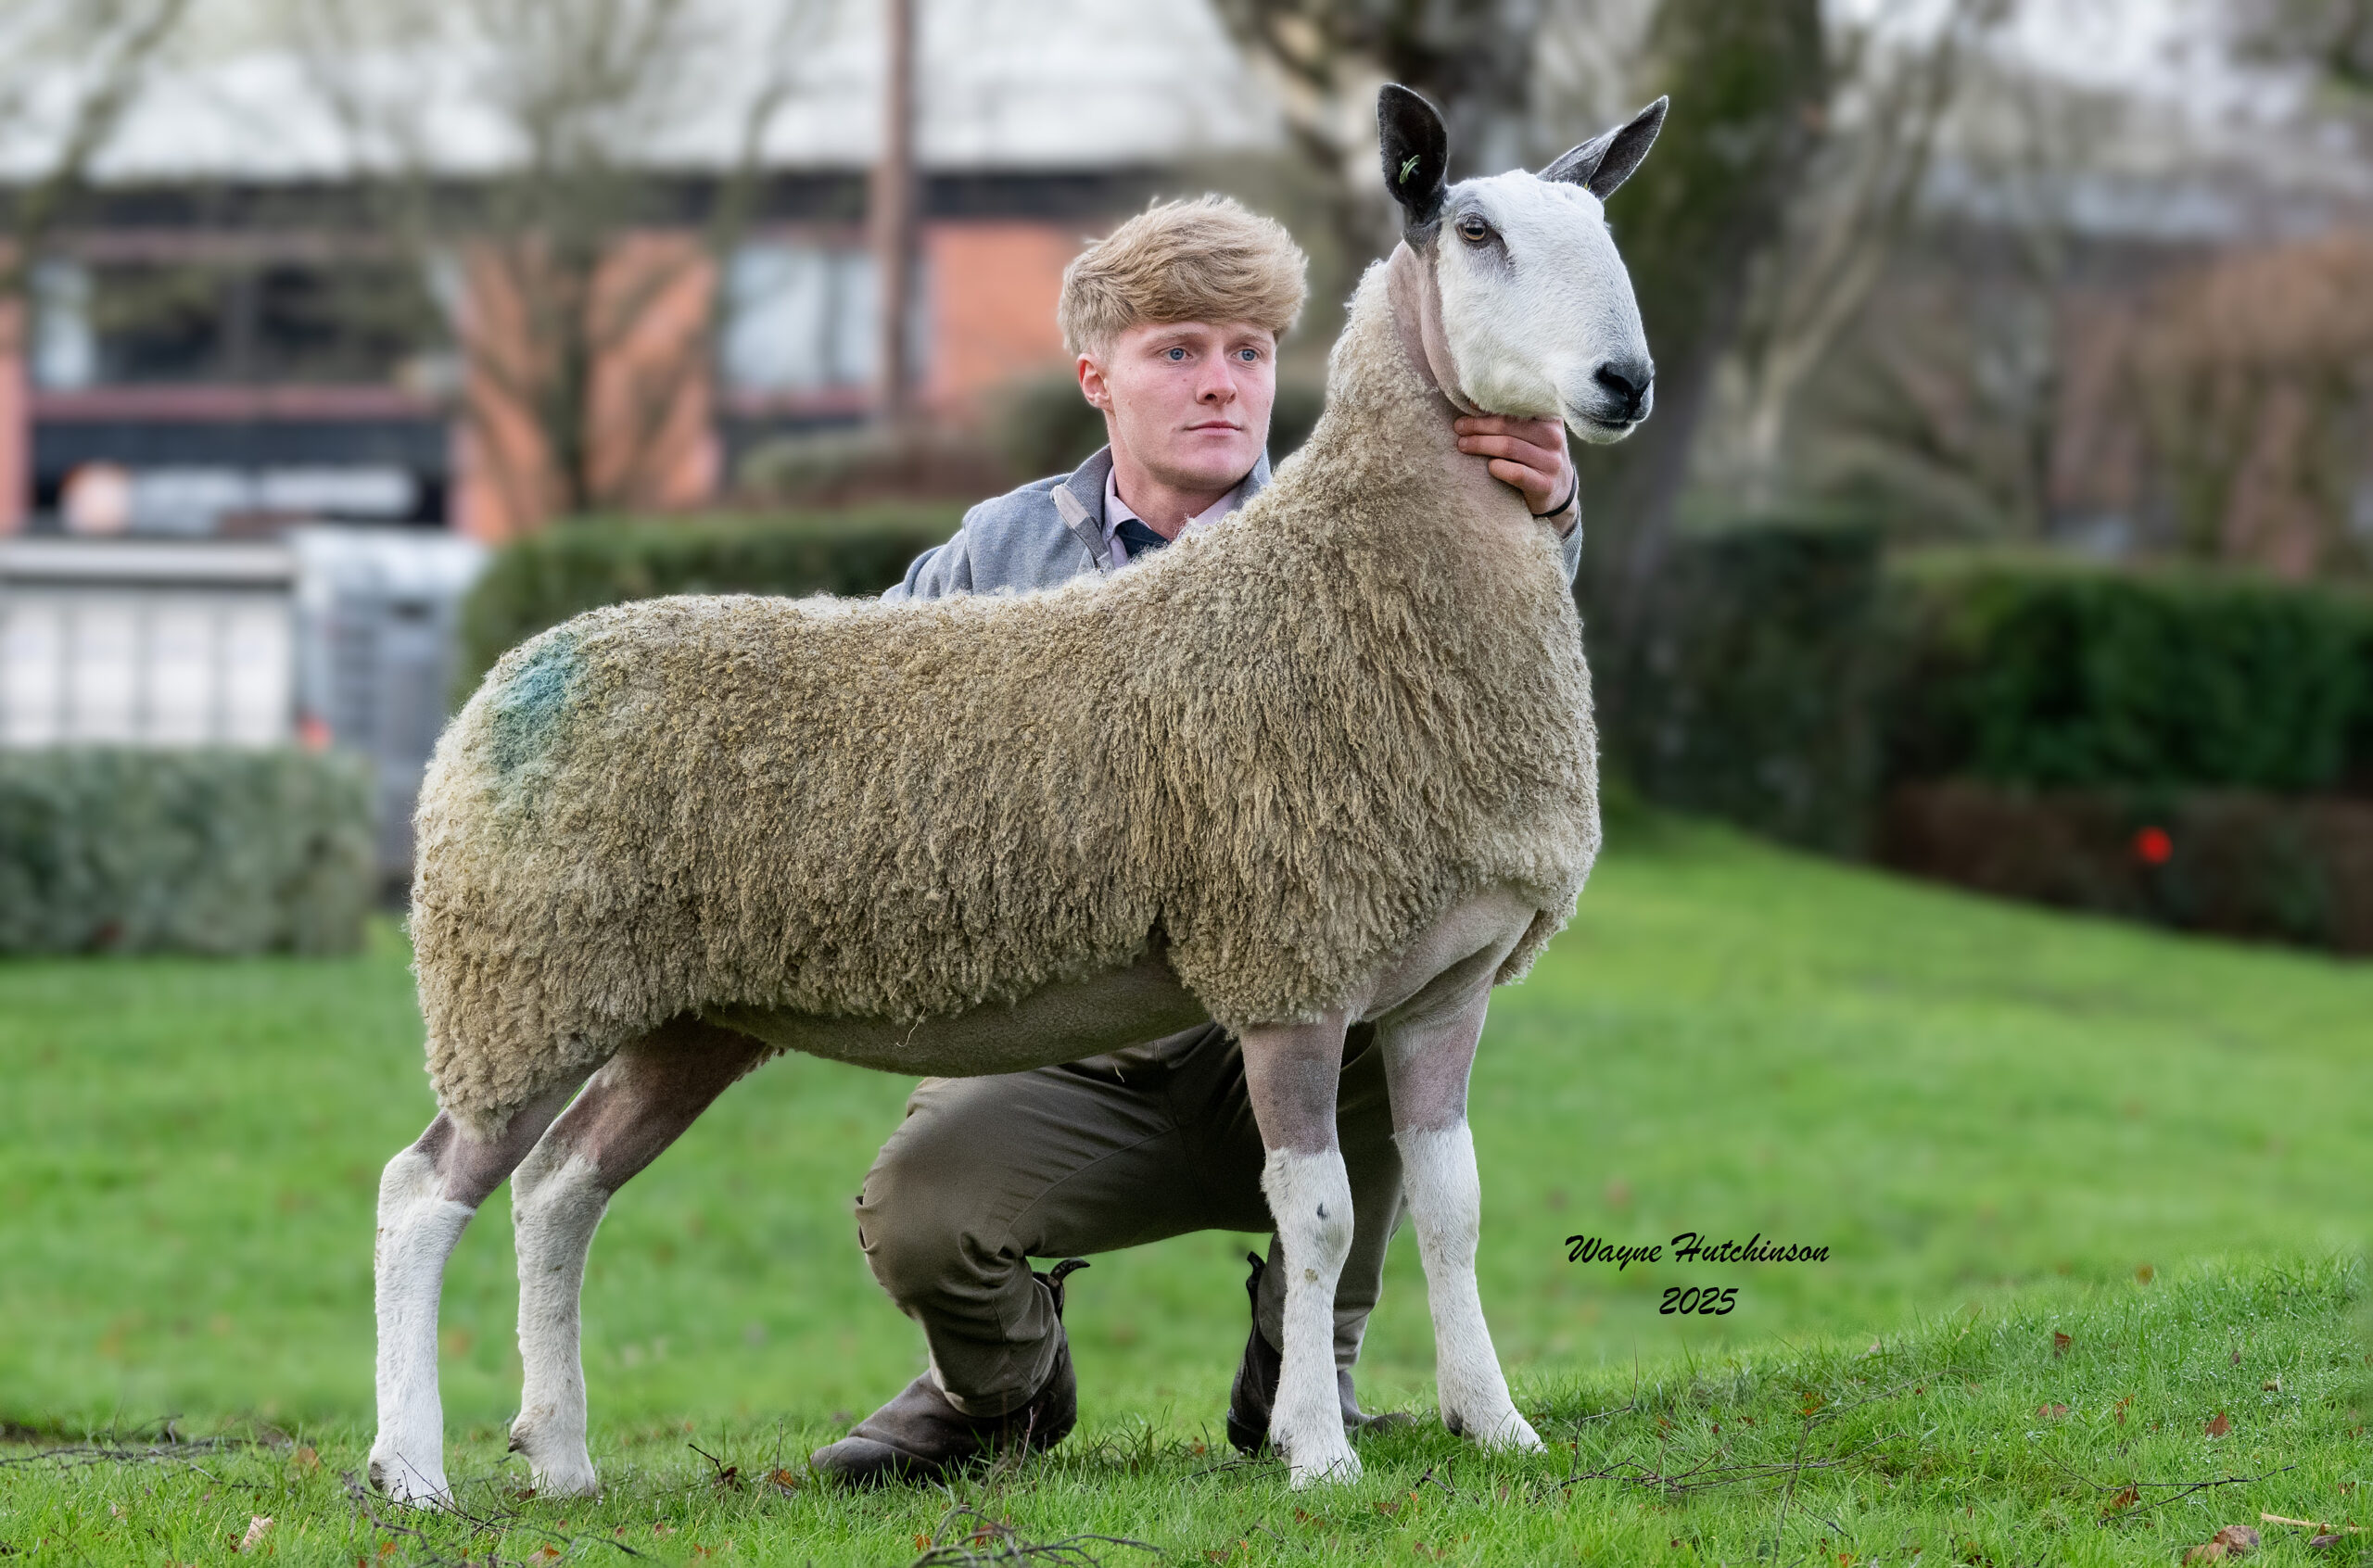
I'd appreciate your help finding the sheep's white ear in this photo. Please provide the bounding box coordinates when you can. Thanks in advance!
[1378,83,1449,233]
[1541,96,1669,199]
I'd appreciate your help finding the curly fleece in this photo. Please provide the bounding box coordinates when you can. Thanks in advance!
[411,255,1601,1138]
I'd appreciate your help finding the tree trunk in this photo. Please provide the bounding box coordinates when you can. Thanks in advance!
[1577,0,1829,768]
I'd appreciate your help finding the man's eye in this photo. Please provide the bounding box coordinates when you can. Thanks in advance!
[1165,347,1186,361]
[1237,348,1258,361]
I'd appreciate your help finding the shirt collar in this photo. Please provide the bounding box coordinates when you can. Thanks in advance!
[1101,468,1250,546]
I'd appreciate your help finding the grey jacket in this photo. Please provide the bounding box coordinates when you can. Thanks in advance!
[883,443,1581,602]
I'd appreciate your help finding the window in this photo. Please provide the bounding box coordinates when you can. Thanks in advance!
[720,241,879,394]
[30,257,442,387]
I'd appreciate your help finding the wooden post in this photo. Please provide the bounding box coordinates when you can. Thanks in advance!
[871,0,917,425]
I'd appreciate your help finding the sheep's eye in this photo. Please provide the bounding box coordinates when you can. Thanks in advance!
[1457,215,1491,244]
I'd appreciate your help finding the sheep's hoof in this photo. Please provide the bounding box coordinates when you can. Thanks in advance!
[1282,1429,1362,1488]
[509,1420,600,1498]
[1447,1402,1543,1453]
[526,1461,601,1498]
[367,1450,454,1510]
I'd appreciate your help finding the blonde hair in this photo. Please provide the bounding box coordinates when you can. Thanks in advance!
[1058,196,1308,358]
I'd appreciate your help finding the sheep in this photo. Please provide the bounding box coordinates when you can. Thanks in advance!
[370,82,1667,1502]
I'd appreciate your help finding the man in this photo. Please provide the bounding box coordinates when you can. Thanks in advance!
[811,195,1582,1483]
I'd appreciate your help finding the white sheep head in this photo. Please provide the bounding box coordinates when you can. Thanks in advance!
[1379,83,1668,445]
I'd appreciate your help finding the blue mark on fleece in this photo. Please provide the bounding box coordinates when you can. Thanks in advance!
[489,634,578,775]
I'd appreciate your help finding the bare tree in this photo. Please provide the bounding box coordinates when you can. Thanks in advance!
[0,0,193,297]
[1790,26,2146,550]
[1696,0,2012,514]
[288,0,819,530]
[1580,0,1829,616]
[1209,0,1557,275]
[2234,0,2373,96]
[2127,231,2373,575]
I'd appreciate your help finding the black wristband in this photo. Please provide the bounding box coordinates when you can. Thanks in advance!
[1530,475,1579,519]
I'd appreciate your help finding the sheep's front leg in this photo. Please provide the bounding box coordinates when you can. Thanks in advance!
[1239,1014,1360,1486]
[1379,983,1542,1453]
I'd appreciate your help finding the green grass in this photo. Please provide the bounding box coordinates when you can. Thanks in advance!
[3,816,2368,1562]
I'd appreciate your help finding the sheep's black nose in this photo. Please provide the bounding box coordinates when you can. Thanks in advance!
[1593,359,1653,420]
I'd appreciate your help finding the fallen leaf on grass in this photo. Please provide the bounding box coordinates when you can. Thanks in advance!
[2052,1333,2071,1358]
[532,1548,562,1563]
[767,1467,800,1492]
[291,1446,320,1474]
[2313,1535,2345,1550]
[652,1523,674,1538]
[236,1516,273,1553]
[2035,1404,2069,1420]
[2263,1378,2281,1392]
[2102,1486,2140,1514]
[2186,1525,2263,1562]
[2114,1396,2132,1425]
[2205,1411,2231,1436]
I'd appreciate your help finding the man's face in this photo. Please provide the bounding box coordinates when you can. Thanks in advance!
[1077,320,1277,498]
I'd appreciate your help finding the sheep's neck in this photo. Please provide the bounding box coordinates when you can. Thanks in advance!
[1385,241,1482,419]
[1370,244,1532,528]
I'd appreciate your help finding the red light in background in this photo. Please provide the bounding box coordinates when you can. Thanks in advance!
[2132,826,2173,866]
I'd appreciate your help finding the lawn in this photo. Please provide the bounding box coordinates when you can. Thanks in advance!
[2,813,2367,1563]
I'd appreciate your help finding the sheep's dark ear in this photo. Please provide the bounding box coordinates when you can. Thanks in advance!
[1541,96,1669,199]
[1377,83,1449,233]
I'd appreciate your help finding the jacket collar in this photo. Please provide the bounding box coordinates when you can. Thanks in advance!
[1052,444,1273,573]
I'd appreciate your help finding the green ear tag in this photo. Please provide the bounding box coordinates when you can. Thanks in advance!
[1399,154,1420,184]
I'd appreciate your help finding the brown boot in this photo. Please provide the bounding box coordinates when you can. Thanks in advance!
[1225,1252,1406,1455]
[810,1259,1086,1486]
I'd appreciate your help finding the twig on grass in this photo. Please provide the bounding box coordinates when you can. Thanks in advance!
[2044,1460,2301,1524]
[686,1440,741,1490]
[338,1470,475,1568]
[1769,1402,1820,1562]
[907,1502,1158,1567]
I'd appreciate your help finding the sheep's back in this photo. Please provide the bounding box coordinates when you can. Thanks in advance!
[412,589,1160,1133]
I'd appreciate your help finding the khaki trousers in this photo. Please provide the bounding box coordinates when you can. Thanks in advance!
[853,1022,1402,1416]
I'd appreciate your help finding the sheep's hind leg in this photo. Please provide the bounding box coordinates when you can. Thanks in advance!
[371,1081,585,1507]
[508,1018,769,1498]
[1240,1014,1362,1488]
[1378,977,1542,1455]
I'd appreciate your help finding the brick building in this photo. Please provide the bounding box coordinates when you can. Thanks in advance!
[0,0,1279,541]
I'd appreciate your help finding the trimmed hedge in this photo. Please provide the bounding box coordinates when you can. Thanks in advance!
[1884,555,2373,792]
[455,505,965,699]
[1606,540,2373,839]
[1603,534,2373,954]
[0,748,375,955]
[1880,780,2373,954]
[1591,521,1886,854]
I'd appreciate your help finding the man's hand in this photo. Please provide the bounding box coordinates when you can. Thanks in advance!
[1454,415,1576,534]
